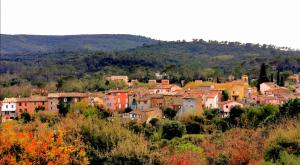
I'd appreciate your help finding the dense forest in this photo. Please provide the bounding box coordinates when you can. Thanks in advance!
[1,35,300,97]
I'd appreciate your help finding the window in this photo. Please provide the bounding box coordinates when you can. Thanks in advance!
[25,103,27,106]
[226,105,229,108]
[6,105,8,108]
[25,109,27,112]
[11,105,14,108]
[19,103,22,106]
[20,109,23,113]
[42,101,45,105]
[50,107,52,110]
[64,98,67,102]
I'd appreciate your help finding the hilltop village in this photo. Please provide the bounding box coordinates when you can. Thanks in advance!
[1,74,300,123]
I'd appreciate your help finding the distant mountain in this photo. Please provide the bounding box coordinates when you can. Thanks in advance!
[0,34,158,54]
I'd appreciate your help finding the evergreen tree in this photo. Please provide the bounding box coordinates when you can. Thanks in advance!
[276,70,280,85]
[270,73,273,82]
[257,63,269,91]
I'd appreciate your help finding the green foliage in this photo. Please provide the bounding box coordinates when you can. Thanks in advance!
[204,109,219,120]
[162,121,185,140]
[35,106,45,113]
[227,105,244,126]
[57,99,70,116]
[242,104,279,128]
[185,121,204,134]
[124,107,132,113]
[257,63,270,91]
[221,90,229,101]
[279,98,300,117]
[20,112,31,123]
[163,107,177,120]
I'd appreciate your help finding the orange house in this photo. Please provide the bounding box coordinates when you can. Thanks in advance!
[16,97,48,116]
[104,90,128,113]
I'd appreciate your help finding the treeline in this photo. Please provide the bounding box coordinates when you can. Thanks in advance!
[1,39,300,97]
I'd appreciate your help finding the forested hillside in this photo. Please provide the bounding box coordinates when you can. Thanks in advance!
[1,37,300,96]
[0,34,158,54]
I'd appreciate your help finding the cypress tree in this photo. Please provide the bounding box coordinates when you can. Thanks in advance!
[257,63,269,91]
[276,70,280,85]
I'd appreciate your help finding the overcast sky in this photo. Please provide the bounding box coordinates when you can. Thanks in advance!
[1,0,300,49]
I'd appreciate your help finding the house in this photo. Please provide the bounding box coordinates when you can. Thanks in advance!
[220,101,244,117]
[150,94,164,109]
[124,108,162,122]
[88,93,104,108]
[104,90,128,113]
[150,84,182,95]
[179,92,203,114]
[260,82,280,95]
[1,98,17,122]
[163,94,183,111]
[48,93,89,111]
[214,75,251,101]
[128,87,150,110]
[136,94,151,111]
[148,80,157,85]
[106,75,128,84]
[16,97,48,116]
[287,74,300,83]
[204,92,220,109]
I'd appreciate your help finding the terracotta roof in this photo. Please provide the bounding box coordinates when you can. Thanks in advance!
[106,90,128,94]
[17,97,48,102]
[48,92,89,98]
[221,100,243,105]
[2,98,18,103]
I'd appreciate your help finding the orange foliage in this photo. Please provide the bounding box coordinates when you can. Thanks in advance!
[0,122,89,164]
[202,128,264,165]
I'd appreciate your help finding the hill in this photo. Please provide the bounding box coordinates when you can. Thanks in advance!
[1,38,300,93]
[0,34,158,54]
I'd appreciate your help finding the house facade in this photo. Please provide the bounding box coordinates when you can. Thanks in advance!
[1,98,17,122]
[104,90,128,112]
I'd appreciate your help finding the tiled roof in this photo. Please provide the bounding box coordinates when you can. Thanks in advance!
[48,92,89,98]
[3,98,18,103]
[17,97,48,102]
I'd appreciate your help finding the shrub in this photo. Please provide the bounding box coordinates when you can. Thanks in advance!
[264,119,300,162]
[185,121,203,134]
[163,108,177,119]
[279,98,300,117]
[20,112,31,123]
[162,121,185,140]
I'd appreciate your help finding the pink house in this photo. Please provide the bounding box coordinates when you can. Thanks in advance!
[104,90,128,113]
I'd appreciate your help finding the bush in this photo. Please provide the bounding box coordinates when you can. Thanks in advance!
[264,119,300,162]
[20,112,31,123]
[279,98,300,117]
[162,121,185,140]
[185,121,203,134]
[163,108,177,119]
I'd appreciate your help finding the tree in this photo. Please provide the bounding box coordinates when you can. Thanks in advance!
[56,79,64,91]
[163,108,177,119]
[57,99,70,116]
[279,98,300,117]
[20,112,31,123]
[222,90,229,101]
[162,121,185,140]
[185,121,203,134]
[227,106,244,126]
[257,63,269,91]
[276,70,280,85]
[124,107,133,113]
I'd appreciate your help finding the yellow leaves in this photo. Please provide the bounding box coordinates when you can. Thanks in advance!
[0,120,88,164]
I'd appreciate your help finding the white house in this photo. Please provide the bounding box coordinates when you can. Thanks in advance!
[1,98,17,122]
[204,92,219,109]
[220,100,244,117]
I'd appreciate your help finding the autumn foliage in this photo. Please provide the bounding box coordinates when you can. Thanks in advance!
[0,120,88,164]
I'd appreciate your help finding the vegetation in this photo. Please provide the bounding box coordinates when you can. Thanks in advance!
[1,38,300,98]
[0,99,300,164]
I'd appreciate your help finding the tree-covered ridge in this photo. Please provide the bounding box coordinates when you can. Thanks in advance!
[0,34,158,54]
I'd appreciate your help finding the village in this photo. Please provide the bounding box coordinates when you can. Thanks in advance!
[1,74,300,123]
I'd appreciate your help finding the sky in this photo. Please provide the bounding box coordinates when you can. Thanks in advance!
[1,0,300,49]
